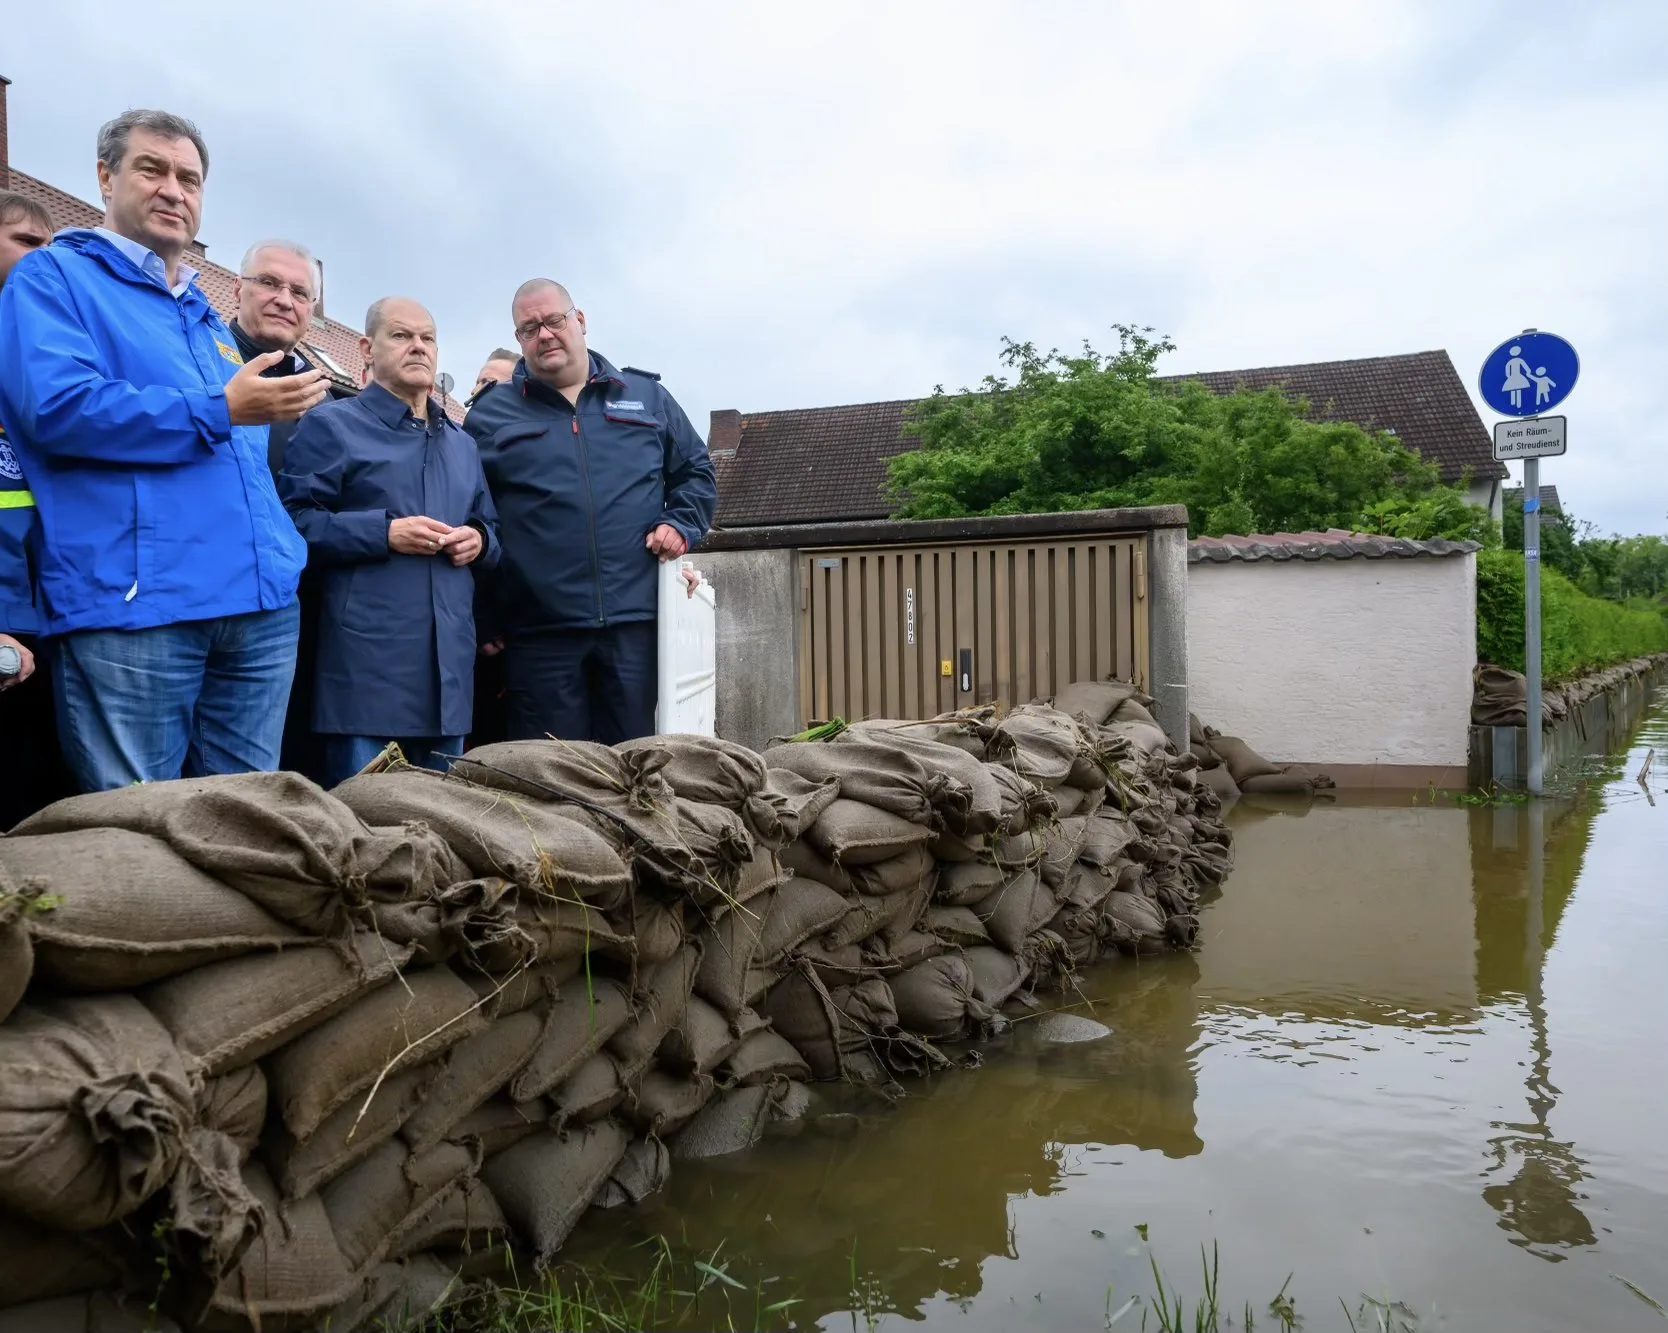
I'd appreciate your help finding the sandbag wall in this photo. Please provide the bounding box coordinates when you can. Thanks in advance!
[0,679,1232,1332]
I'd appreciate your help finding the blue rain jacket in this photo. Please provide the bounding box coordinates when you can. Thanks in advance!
[0,230,304,636]
[463,352,716,633]
[0,416,37,636]
[280,382,500,738]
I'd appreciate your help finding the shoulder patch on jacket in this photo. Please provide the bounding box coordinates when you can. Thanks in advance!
[620,366,661,381]
[215,340,245,367]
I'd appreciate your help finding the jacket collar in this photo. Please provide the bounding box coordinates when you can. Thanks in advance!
[55,228,214,316]
[359,379,442,429]
[229,321,310,375]
[513,350,626,406]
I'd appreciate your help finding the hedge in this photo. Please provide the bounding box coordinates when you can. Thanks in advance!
[1476,548,1668,680]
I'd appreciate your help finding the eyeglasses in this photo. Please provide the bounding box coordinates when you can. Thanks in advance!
[244,273,315,304]
[514,307,577,343]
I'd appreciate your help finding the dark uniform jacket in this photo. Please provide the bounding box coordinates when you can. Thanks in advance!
[227,321,355,477]
[280,382,500,738]
[463,352,716,634]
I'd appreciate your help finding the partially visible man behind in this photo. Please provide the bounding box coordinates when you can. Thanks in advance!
[465,279,716,744]
[280,298,499,787]
[468,348,518,406]
[0,109,327,791]
[0,189,74,825]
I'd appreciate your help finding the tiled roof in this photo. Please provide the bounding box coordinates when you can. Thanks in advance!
[1504,484,1563,514]
[1188,529,1480,563]
[713,349,1505,529]
[6,168,367,391]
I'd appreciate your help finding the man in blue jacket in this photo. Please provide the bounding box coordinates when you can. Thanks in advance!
[464,279,717,744]
[0,109,329,791]
[281,298,500,787]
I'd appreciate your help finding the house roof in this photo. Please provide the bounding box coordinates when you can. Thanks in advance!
[1189,529,1480,563]
[6,168,368,391]
[1504,483,1563,514]
[712,349,1506,529]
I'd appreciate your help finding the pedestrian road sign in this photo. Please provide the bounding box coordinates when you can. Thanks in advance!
[1479,331,1578,417]
[1493,415,1566,462]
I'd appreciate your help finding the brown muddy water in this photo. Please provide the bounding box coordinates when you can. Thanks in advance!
[566,699,1668,1331]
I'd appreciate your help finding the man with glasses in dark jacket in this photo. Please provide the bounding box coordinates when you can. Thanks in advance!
[464,279,716,744]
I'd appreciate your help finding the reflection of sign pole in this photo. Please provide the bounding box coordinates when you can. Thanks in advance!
[1480,330,1580,796]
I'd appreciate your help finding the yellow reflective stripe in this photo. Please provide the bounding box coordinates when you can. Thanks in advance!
[0,490,35,509]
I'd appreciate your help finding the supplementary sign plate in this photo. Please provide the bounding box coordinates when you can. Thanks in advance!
[1493,415,1567,461]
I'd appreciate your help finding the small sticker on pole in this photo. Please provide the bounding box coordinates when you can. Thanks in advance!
[1493,415,1567,462]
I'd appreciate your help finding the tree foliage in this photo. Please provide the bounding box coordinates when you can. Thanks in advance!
[1502,492,1668,604]
[888,327,1492,540]
[1476,549,1668,678]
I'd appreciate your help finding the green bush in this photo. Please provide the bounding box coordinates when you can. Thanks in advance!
[1476,548,1668,680]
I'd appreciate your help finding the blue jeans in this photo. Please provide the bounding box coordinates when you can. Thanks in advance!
[53,603,300,792]
[321,734,464,789]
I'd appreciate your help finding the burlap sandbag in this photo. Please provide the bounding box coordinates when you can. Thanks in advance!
[1051,680,1142,726]
[821,886,926,951]
[764,971,897,1081]
[660,998,769,1077]
[0,1293,177,1333]
[400,1007,548,1154]
[0,869,40,1024]
[835,727,1003,836]
[882,930,945,971]
[596,1136,672,1209]
[620,733,766,805]
[628,1069,716,1136]
[391,1178,509,1258]
[608,946,702,1077]
[758,879,851,961]
[1056,861,1119,914]
[0,994,195,1230]
[742,769,841,851]
[718,1028,812,1087]
[805,799,934,866]
[266,965,486,1141]
[510,979,633,1101]
[197,1065,267,1163]
[368,875,522,971]
[923,904,989,948]
[890,954,1001,1041]
[1207,735,1282,786]
[447,1095,551,1157]
[1239,772,1321,795]
[962,946,1031,1008]
[333,768,631,904]
[267,1064,436,1200]
[1080,811,1139,870]
[1,830,307,991]
[1101,717,1170,757]
[324,1254,460,1333]
[780,838,857,894]
[550,1052,628,1127]
[929,827,989,863]
[482,1121,631,1261]
[141,933,410,1076]
[987,763,1057,834]
[15,773,373,937]
[1101,890,1170,954]
[162,1125,265,1297]
[935,858,1005,907]
[467,957,583,1018]
[1048,900,1107,965]
[474,896,630,973]
[458,738,672,808]
[0,1214,133,1307]
[988,707,1088,787]
[764,738,953,827]
[975,870,1059,955]
[672,1083,790,1160]
[322,1137,476,1272]
[1037,817,1089,890]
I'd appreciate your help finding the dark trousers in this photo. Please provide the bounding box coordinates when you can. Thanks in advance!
[504,622,657,745]
[0,635,75,828]
[278,572,325,782]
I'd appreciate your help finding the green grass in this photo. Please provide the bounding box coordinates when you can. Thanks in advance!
[1477,548,1668,680]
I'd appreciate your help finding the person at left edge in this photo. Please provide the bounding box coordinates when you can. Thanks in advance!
[0,109,327,792]
[280,297,500,788]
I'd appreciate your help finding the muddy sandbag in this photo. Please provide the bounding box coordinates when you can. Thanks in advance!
[481,1121,631,1261]
[659,997,768,1077]
[962,946,1031,1008]
[608,946,702,1077]
[1101,890,1171,954]
[322,1137,476,1272]
[391,1179,509,1258]
[324,1255,460,1333]
[1239,772,1324,795]
[333,768,632,904]
[805,798,934,866]
[511,979,633,1100]
[551,1053,629,1127]
[267,1064,435,1199]
[2,830,309,992]
[197,1065,267,1163]
[743,769,841,851]
[595,1136,672,1209]
[975,870,1059,954]
[935,858,1005,907]
[923,904,990,948]
[889,954,1001,1042]
[1051,680,1142,725]
[447,1095,551,1157]
[266,965,485,1141]
[0,1214,133,1307]
[15,773,374,937]
[1208,734,1282,787]
[0,994,194,1229]
[193,1163,356,1331]
[764,971,896,1082]
[629,1069,716,1136]
[671,1083,789,1160]
[0,1293,178,1333]
[141,932,410,1076]
[718,1028,813,1087]
[467,956,583,1018]
[401,1007,548,1154]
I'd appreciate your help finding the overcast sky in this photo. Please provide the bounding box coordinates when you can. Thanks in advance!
[6,1,1664,533]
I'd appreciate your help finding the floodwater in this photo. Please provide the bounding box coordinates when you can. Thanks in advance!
[568,697,1668,1331]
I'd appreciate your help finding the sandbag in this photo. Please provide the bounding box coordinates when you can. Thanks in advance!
[0,994,195,1230]
[550,1053,629,1127]
[962,946,1031,1008]
[609,893,685,968]
[1051,679,1142,725]
[162,1126,265,1297]
[391,1179,509,1258]
[266,965,485,1141]
[1055,861,1119,914]
[458,738,672,809]
[821,888,926,951]
[629,1069,717,1136]
[0,876,38,1025]
[474,896,631,972]
[267,1064,435,1199]
[764,972,895,1082]
[0,1214,132,1308]
[609,946,702,1076]
[718,1029,812,1087]
[197,1066,267,1163]
[324,1255,460,1333]
[446,1095,551,1157]
[935,858,1006,906]
[989,708,1087,787]
[0,1293,176,1333]
[847,841,937,898]
[743,770,841,851]
[619,734,766,807]
[987,763,1056,833]
[835,727,1004,835]
[141,932,410,1076]
[692,904,764,1016]
[15,773,375,936]
[779,838,857,894]
[1,830,308,992]
[975,870,1059,954]
[672,1083,789,1160]
[481,1121,631,1260]
[1239,772,1321,795]
[734,848,789,906]
[764,738,944,826]
[928,828,988,863]
[1197,763,1238,798]
[880,929,946,971]
[758,879,851,961]
[805,799,934,866]
[1080,811,1138,869]
[1037,816,1089,889]
[1050,784,1089,818]
[659,997,767,1077]
[323,1137,476,1272]
[510,979,633,1100]
[369,874,521,971]
[889,954,1000,1041]
[467,956,583,1018]
[401,1007,548,1153]
[1102,890,1170,954]
[595,1136,672,1208]
[923,904,989,948]
[1208,734,1283,786]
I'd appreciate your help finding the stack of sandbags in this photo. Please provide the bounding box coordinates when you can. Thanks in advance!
[1187,715,1336,798]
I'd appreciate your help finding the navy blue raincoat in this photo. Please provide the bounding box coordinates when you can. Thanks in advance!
[280,383,500,738]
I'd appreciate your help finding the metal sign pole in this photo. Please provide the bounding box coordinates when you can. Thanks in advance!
[1523,453,1543,795]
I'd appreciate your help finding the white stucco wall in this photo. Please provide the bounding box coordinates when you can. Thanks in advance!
[1186,554,1476,767]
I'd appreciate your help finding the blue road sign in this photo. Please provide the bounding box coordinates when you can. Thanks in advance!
[1479,331,1579,417]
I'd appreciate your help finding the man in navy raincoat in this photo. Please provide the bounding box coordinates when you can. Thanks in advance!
[280,298,499,787]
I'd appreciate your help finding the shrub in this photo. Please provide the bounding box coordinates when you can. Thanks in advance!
[1476,549,1668,680]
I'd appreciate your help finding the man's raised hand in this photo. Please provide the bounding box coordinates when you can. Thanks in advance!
[225,351,331,425]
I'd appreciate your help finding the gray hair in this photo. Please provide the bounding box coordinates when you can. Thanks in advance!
[240,239,321,298]
[365,297,432,339]
[511,278,571,314]
[97,109,210,177]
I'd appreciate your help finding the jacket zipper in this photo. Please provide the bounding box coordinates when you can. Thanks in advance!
[571,411,606,624]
